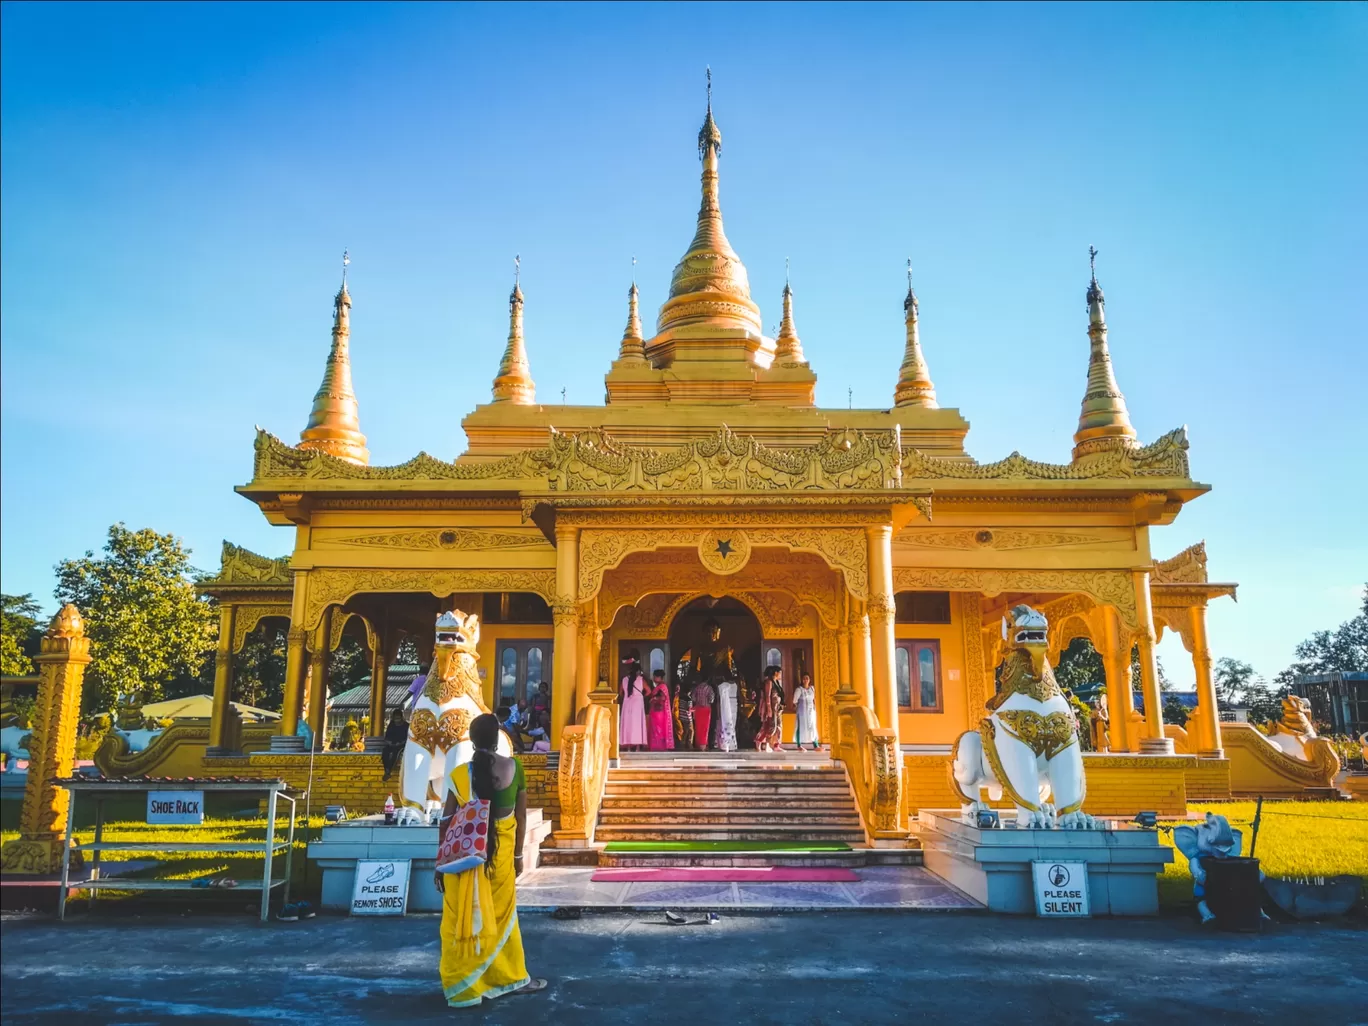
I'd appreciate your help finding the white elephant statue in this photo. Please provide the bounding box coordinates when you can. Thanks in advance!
[1,725,31,771]
[952,605,1100,830]
[399,609,510,810]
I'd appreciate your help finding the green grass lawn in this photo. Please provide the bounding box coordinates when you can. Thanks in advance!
[1158,800,1368,910]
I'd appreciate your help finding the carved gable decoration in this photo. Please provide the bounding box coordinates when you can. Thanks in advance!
[901,426,1191,481]
[251,424,905,492]
[206,542,291,586]
[1152,542,1208,585]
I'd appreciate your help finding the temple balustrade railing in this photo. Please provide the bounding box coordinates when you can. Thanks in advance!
[833,703,904,842]
[554,703,613,846]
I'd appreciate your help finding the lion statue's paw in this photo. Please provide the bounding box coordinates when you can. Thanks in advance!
[1057,809,1102,831]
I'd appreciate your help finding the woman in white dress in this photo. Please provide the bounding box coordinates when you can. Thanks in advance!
[618,652,649,751]
[794,673,818,750]
[716,677,739,753]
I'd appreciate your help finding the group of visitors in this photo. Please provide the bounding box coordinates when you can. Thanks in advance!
[617,650,820,752]
[499,681,552,753]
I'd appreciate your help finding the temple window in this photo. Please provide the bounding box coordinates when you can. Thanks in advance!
[482,592,553,624]
[896,640,942,711]
[495,640,553,706]
[895,591,951,624]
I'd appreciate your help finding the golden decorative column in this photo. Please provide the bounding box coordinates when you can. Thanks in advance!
[575,604,600,719]
[834,622,856,705]
[1187,603,1224,757]
[1101,607,1136,753]
[208,603,236,753]
[307,611,331,750]
[866,524,899,743]
[1,605,91,874]
[850,602,874,711]
[281,626,308,738]
[366,622,390,745]
[550,524,579,748]
[1133,572,1174,753]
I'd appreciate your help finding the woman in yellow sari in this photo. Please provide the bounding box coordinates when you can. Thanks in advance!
[435,714,547,1007]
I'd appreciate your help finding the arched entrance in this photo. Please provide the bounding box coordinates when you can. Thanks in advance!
[666,595,763,689]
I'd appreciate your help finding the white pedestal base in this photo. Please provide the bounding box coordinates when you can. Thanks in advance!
[918,809,1173,916]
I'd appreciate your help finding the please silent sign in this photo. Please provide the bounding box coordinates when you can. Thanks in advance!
[146,790,205,825]
[1032,861,1091,917]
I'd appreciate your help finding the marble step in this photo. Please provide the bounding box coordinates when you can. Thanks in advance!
[600,795,855,810]
[599,849,923,868]
[595,826,867,843]
[597,810,864,827]
[609,769,847,781]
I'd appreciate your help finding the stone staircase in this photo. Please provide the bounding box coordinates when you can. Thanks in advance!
[542,752,919,867]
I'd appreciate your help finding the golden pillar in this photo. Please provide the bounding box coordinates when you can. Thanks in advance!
[367,622,390,742]
[281,627,308,737]
[851,603,874,711]
[834,623,856,705]
[1133,572,1174,753]
[208,603,236,752]
[866,524,899,743]
[1,605,91,874]
[1187,603,1223,757]
[308,611,331,749]
[574,604,599,719]
[1100,607,1136,753]
[550,524,579,748]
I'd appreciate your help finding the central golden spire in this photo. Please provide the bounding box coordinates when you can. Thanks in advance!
[655,70,763,337]
[299,252,369,465]
[1072,247,1136,459]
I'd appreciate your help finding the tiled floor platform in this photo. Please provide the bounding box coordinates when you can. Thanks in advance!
[515,865,981,911]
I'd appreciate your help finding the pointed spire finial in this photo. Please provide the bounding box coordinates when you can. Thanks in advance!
[775,262,805,362]
[618,263,647,363]
[707,65,712,112]
[894,260,937,408]
[493,259,535,404]
[300,256,368,464]
[1073,246,1135,459]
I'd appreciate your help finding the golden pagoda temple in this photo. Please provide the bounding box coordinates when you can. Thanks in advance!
[106,82,1342,844]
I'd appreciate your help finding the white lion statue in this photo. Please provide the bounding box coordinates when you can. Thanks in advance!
[951,605,1100,830]
[399,610,510,811]
[1265,695,1318,759]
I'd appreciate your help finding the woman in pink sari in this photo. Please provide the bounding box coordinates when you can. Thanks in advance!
[618,652,648,752]
[646,670,675,751]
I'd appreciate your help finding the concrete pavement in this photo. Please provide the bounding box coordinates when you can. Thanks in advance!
[2,910,1364,1025]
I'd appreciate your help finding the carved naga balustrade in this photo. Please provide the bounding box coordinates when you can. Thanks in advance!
[555,703,613,845]
[834,704,904,842]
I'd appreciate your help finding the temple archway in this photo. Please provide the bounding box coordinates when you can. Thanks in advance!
[666,595,763,690]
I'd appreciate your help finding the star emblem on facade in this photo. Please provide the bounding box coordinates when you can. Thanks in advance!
[715,538,733,559]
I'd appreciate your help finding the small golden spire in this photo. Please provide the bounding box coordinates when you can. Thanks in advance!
[774,259,805,363]
[1072,246,1136,459]
[299,251,369,464]
[492,255,536,404]
[618,266,648,362]
[894,259,938,408]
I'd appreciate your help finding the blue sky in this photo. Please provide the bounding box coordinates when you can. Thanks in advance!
[2,2,1364,684]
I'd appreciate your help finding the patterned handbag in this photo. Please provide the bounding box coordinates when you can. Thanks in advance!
[435,764,490,875]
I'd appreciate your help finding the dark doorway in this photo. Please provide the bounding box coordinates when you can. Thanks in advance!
[667,595,763,690]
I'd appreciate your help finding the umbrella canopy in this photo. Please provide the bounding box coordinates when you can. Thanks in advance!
[139,694,280,722]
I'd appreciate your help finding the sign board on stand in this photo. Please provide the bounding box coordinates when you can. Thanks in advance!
[1032,860,1091,917]
[351,858,411,916]
[146,790,205,825]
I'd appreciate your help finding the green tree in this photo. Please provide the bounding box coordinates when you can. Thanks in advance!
[54,524,216,712]
[1213,657,1257,706]
[1,593,44,675]
[1052,637,1106,697]
[1279,584,1368,681]
[232,623,289,711]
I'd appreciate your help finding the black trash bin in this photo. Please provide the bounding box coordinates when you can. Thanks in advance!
[1204,857,1263,931]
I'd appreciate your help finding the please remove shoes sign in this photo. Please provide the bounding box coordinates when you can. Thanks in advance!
[351,859,411,916]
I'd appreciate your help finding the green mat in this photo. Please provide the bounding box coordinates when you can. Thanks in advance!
[602,841,851,853]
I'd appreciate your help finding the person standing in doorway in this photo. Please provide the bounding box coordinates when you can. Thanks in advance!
[756,666,783,751]
[794,672,818,750]
[618,651,648,752]
[691,678,716,751]
[716,675,738,753]
[646,669,675,751]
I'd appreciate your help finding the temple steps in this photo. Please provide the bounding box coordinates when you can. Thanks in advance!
[588,756,868,846]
